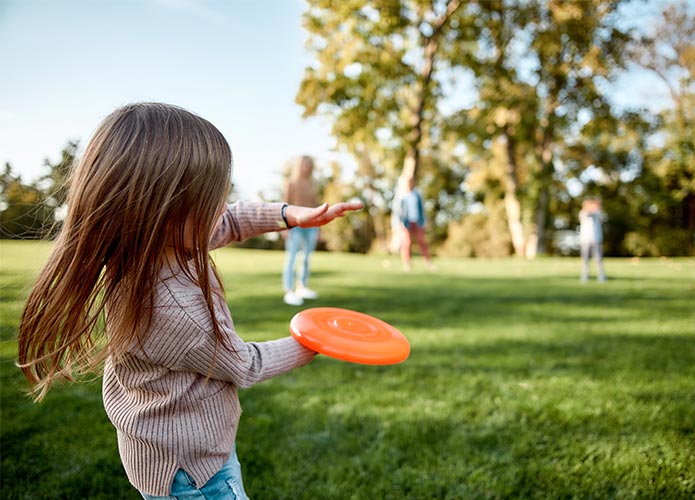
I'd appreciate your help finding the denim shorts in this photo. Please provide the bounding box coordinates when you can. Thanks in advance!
[140,447,249,500]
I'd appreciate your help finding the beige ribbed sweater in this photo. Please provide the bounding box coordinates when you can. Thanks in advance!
[284,178,318,208]
[102,201,315,496]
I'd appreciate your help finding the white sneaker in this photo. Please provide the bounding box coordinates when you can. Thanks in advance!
[283,291,304,306]
[296,285,319,300]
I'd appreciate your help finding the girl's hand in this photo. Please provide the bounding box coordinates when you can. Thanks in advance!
[286,201,364,228]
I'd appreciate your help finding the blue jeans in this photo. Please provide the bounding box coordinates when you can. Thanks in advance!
[283,227,319,291]
[139,447,249,500]
[580,241,605,281]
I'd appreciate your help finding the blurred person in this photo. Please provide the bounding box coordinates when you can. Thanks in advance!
[579,198,606,282]
[282,155,321,305]
[396,174,434,271]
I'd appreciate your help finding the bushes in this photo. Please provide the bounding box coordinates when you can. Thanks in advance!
[439,205,512,258]
[623,228,693,257]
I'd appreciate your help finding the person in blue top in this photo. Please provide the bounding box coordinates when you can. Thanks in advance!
[393,175,435,271]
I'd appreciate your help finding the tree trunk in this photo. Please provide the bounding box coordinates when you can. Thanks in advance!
[503,134,526,257]
[505,194,526,257]
[687,194,695,256]
[401,0,463,182]
[531,140,553,257]
[403,145,419,181]
[531,188,549,257]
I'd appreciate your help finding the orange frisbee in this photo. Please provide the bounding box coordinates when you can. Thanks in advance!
[290,307,410,365]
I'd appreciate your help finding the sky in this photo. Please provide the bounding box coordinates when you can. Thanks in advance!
[0,0,344,198]
[0,0,688,199]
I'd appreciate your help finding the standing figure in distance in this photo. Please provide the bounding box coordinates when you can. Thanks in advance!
[282,155,321,305]
[579,198,607,282]
[397,174,435,271]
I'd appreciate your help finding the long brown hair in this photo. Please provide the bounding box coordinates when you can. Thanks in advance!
[17,102,232,400]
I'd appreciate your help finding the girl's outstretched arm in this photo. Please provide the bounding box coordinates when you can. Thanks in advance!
[208,200,363,250]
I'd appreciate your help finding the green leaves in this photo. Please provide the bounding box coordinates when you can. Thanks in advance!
[298,0,693,257]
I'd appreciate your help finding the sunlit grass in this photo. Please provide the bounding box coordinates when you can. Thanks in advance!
[1,241,694,499]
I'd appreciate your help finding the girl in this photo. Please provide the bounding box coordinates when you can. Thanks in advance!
[281,155,320,306]
[17,102,362,499]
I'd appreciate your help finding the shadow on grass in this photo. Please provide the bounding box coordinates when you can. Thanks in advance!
[230,275,691,334]
[2,265,693,499]
[2,326,693,499]
[0,358,141,499]
[238,334,695,499]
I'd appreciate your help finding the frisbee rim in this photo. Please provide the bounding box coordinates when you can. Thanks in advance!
[290,307,410,365]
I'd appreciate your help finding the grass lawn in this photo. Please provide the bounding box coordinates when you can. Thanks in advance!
[1,240,694,499]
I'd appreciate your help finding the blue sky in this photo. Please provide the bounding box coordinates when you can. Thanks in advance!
[1,0,340,198]
[0,0,686,198]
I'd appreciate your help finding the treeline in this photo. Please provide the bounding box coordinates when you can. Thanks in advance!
[299,0,694,257]
[2,1,693,256]
[1,141,75,240]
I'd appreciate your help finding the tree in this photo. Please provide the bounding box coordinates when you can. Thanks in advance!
[298,0,638,257]
[297,0,482,251]
[0,163,51,239]
[39,140,79,236]
[0,141,79,239]
[450,0,633,257]
[633,0,695,254]
[297,0,475,204]
[40,140,78,211]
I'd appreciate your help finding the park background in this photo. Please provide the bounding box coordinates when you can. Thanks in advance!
[2,0,694,257]
[1,0,694,499]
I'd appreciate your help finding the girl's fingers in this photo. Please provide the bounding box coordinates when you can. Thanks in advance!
[295,201,363,227]
[328,201,363,219]
[329,201,364,218]
[346,200,364,210]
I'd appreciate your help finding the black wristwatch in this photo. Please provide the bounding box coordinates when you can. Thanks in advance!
[281,203,294,229]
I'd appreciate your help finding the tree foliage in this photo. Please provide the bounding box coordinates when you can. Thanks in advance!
[298,0,693,257]
[0,163,51,239]
[4,2,693,257]
[448,0,634,257]
[633,0,695,254]
[297,0,474,249]
[1,141,78,239]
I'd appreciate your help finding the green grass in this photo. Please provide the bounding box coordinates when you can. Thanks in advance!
[1,240,694,499]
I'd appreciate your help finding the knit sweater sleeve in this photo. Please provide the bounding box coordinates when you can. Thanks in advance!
[141,281,315,388]
[182,332,316,389]
[209,201,286,250]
